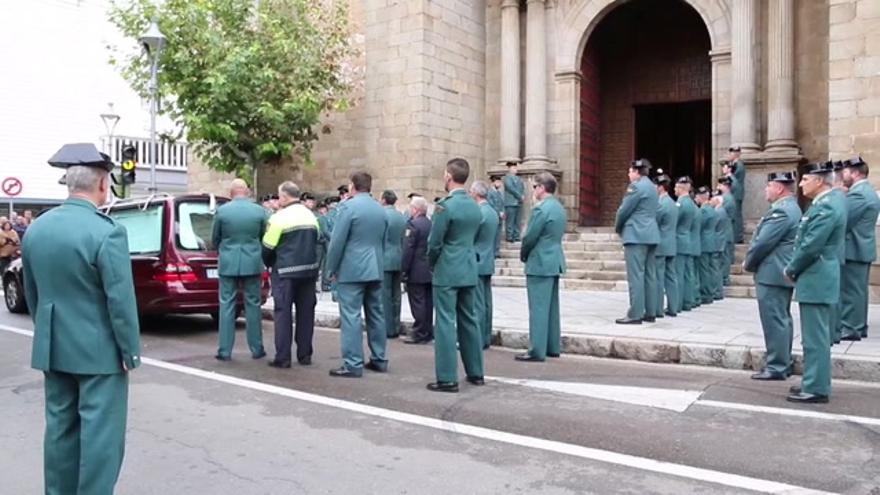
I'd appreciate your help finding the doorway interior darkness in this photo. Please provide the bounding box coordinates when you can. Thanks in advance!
[635,101,712,190]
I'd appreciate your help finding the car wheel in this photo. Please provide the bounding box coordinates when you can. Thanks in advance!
[4,276,27,314]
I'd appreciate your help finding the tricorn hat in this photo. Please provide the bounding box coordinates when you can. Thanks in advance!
[767,171,796,183]
[48,143,114,172]
[337,185,349,194]
[718,176,733,185]
[300,191,316,201]
[843,156,867,168]
[696,185,711,195]
[630,158,652,170]
[728,146,742,153]
[802,162,834,175]
[676,176,692,185]
[407,192,422,199]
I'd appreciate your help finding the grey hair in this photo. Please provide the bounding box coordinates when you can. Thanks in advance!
[278,181,300,200]
[66,166,107,194]
[410,196,428,214]
[470,180,489,199]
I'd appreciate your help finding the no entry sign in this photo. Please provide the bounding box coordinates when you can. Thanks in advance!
[2,177,22,197]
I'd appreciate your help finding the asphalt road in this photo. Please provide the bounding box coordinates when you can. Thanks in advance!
[1,311,879,494]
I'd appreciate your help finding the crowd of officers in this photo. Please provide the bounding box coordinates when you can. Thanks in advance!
[615,147,878,404]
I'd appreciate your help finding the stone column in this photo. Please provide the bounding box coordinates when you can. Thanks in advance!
[730,0,760,151]
[765,0,797,152]
[498,0,521,164]
[523,0,550,166]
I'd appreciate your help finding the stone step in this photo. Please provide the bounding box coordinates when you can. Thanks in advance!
[495,259,626,272]
[497,250,625,261]
[496,268,627,281]
[503,241,624,252]
[562,232,619,242]
[724,286,757,298]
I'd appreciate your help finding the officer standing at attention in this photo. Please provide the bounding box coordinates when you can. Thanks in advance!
[325,171,389,378]
[503,162,525,242]
[24,143,141,494]
[718,176,737,286]
[652,172,678,319]
[710,193,731,301]
[381,190,407,339]
[471,181,500,349]
[839,157,880,341]
[487,175,505,257]
[673,177,697,315]
[614,159,660,325]
[516,172,567,361]
[784,162,846,403]
[829,160,848,344]
[688,179,703,309]
[726,147,746,243]
[696,186,719,305]
[743,172,801,380]
[402,196,434,344]
[212,178,268,361]
[317,199,333,292]
[427,158,484,392]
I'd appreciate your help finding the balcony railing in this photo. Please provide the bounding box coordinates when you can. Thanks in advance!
[102,135,188,170]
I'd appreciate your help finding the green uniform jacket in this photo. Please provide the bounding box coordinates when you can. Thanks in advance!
[690,196,702,255]
[211,197,267,277]
[614,176,660,245]
[487,187,504,215]
[23,198,141,374]
[733,159,746,203]
[675,195,697,256]
[722,193,736,243]
[503,173,524,207]
[714,206,731,250]
[475,202,499,276]
[428,189,482,287]
[382,206,407,271]
[520,196,567,276]
[844,179,880,263]
[785,189,847,304]
[699,204,720,253]
[325,193,387,283]
[743,196,800,287]
[656,194,678,257]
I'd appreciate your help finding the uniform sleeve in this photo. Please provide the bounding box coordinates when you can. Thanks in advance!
[325,206,353,277]
[743,212,787,273]
[427,206,449,268]
[261,215,281,268]
[504,176,523,201]
[846,191,866,232]
[614,185,639,234]
[520,207,546,263]
[97,225,141,370]
[785,203,836,279]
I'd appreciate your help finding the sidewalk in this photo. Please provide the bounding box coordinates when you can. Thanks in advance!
[263,287,880,382]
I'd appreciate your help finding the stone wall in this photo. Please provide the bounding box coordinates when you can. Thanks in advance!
[794,0,830,163]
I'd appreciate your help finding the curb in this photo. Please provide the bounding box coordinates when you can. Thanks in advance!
[261,308,880,383]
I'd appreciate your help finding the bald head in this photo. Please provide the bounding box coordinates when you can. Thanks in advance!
[230,179,249,198]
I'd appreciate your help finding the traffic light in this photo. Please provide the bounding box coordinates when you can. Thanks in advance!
[121,144,137,185]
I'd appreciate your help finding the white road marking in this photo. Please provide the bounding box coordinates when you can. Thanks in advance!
[0,323,832,494]
[697,400,880,427]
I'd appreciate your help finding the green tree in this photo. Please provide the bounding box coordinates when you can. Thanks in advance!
[108,0,356,182]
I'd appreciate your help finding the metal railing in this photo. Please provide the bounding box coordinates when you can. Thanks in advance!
[102,135,189,170]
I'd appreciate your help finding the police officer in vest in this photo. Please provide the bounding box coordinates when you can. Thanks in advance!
[615,159,660,324]
[743,172,801,380]
[652,172,678,319]
[785,162,846,403]
[24,143,141,494]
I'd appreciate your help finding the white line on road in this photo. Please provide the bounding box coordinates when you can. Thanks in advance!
[697,400,880,427]
[0,323,833,494]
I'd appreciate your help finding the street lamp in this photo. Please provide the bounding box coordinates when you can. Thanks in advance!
[99,102,121,157]
[140,18,166,193]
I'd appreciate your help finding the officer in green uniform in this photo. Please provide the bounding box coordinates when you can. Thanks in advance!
[381,190,407,338]
[652,172,678,319]
[471,181,500,349]
[316,199,333,291]
[487,175,505,257]
[696,186,719,304]
[785,162,846,403]
[503,162,525,242]
[711,193,731,300]
[829,161,848,344]
[688,180,703,309]
[728,146,746,243]
[673,177,696,315]
[212,178,268,361]
[743,172,801,380]
[718,176,737,286]
[427,158,485,392]
[615,159,660,324]
[839,157,880,341]
[325,172,388,378]
[24,143,141,495]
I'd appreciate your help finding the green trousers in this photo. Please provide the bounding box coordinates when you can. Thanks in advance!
[504,205,521,241]
[526,275,561,359]
[338,281,387,371]
[723,241,734,285]
[840,261,870,339]
[713,252,725,300]
[433,285,484,383]
[698,252,716,304]
[756,284,794,375]
[674,255,687,312]
[624,244,657,320]
[218,275,264,358]
[382,271,403,337]
[44,371,128,495]
[475,275,494,348]
[654,255,678,317]
[799,303,832,397]
[681,255,698,310]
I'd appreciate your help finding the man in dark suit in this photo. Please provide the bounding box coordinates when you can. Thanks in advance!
[402,196,434,344]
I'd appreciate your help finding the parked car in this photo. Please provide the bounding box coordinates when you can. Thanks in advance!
[3,193,270,320]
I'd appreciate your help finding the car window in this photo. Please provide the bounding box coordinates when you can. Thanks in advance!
[177,201,217,251]
[108,205,164,254]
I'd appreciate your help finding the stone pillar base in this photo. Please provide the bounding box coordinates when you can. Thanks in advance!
[740,152,806,220]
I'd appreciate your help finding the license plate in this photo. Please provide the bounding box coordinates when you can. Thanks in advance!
[206,269,218,279]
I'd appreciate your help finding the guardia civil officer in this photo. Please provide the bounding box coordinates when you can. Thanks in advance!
[696,186,719,305]
[785,162,846,403]
[381,190,407,338]
[830,160,848,344]
[427,158,484,392]
[402,196,434,344]
[487,175,505,257]
[673,177,697,315]
[839,157,880,341]
[710,193,730,300]
[728,146,746,243]
[614,159,660,324]
[471,181,500,349]
[325,171,388,377]
[652,172,678,319]
[743,172,800,380]
[517,172,567,361]
[24,143,141,494]
[503,162,526,242]
[718,176,737,286]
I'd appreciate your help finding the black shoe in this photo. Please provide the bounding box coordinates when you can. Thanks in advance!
[547,353,560,358]
[665,311,678,317]
[482,343,491,350]
[656,314,664,319]
[365,360,387,373]
[214,354,231,362]
[841,334,862,342]
[298,356,312,366]
[329,366,362,378]
[615,317,642,325]
[252,350,267,359]
[514,353,544,362]
[643,316,656,323]
[751,370,786,381]
[466,376,485,386]
[427,381,459,393]
[268,360,291,369]
[404,337,432,345]
[786,392,829,404]
[387,334,400,339]
[789,385,801,394]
